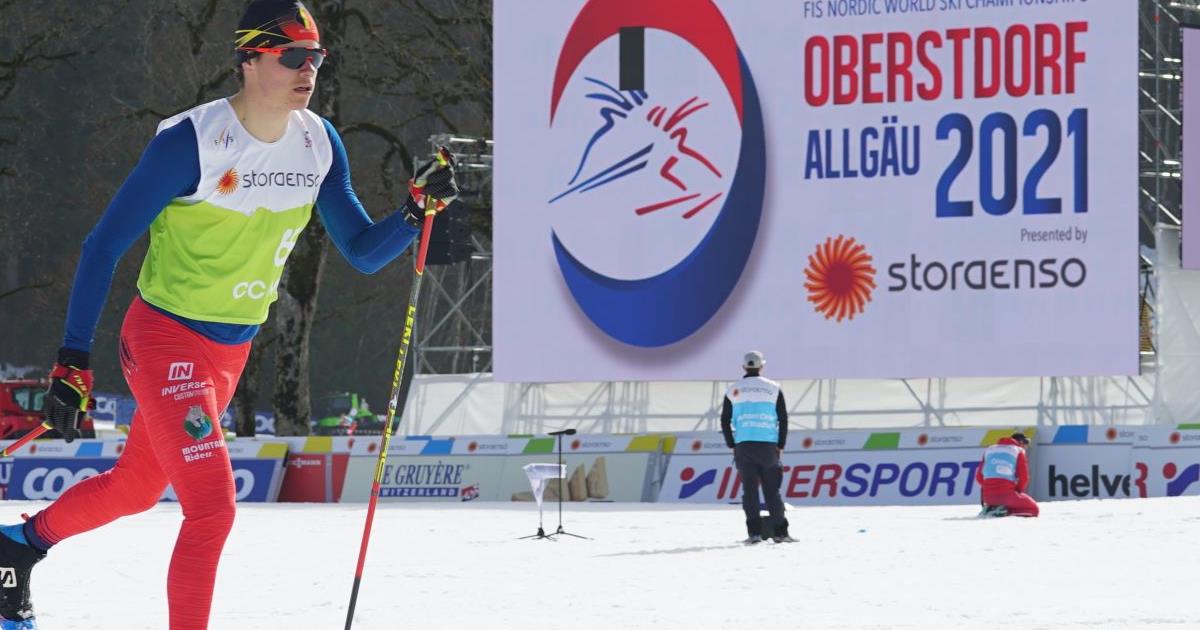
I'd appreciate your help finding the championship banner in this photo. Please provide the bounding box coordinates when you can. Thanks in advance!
[5,439,289,502]
[339,455,507,502]
[338,434,668,502]
[1033,425,1134,501]
[659,427,1033,506]
[1130,426,1200,498]
[498,452,659,502]
[494,0,1137,382]
[277,436,353,503]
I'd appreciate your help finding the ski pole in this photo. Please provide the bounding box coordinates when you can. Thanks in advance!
[344,147,450,630]
[1,422,51,457]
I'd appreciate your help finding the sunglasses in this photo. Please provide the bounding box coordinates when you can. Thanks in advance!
[239,47,327,70]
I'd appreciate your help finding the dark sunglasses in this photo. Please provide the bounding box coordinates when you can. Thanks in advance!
[239,46,327,70]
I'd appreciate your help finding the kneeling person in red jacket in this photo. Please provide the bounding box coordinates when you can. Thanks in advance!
[975,432,1039,517]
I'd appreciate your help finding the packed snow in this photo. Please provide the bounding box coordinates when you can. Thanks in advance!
[7,497,1199,629]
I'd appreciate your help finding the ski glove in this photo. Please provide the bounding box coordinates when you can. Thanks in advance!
[46,348,95,443]
[402,150,459,228]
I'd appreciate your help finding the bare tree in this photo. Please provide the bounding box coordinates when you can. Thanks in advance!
[1,0,492,434]
[270,0,491,435]
[0,1,114,305]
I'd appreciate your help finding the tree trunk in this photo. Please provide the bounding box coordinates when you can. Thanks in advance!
[272,0,344,437]
[233,338,263,437]
[272,238,325,436]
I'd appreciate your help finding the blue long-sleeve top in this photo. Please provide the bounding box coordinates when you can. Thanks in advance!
[62,117,417,352]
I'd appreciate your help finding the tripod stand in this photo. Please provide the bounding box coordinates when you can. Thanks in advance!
[547,429,590,540]
[517,461,564,540]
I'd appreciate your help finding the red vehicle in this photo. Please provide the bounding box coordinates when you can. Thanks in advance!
[0,379,96,440]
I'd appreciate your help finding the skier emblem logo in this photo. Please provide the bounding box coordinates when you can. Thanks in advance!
[183,406,214,441]
[547,0,766,348]
[0,567,15,588]
[213,125,235,149]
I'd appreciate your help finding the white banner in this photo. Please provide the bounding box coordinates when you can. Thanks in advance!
[1130,426,1200,498]
[1033,425,1134,501]
[501,453,657,502]
[494,0,1137,382]
[658,427,1034,506]
[340,455,507,502]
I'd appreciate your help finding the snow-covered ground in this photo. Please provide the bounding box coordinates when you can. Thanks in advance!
[8,497,1200,629]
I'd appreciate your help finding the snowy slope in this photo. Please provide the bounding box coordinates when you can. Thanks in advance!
[8,498,1198,629]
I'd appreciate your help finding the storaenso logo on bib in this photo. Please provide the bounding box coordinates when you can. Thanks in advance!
[216,168,239,195]
[183,406,214,440]
[240,170,319,189]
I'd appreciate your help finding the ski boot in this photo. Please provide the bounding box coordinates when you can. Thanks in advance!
[978,505,1009,518]
[0,525,44,629]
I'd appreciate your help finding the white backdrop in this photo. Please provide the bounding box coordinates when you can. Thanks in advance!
[494,0,1137,382]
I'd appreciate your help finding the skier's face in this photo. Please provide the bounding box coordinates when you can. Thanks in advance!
[245,40,320,111]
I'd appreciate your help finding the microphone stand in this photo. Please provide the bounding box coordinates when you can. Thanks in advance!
[548,429,589,540]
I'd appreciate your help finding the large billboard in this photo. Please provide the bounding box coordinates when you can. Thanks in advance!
[1185,27,1200,269]
[494,0,1137,382]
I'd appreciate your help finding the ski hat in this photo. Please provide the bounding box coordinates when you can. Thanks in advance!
[743,350,765,370]
[235,1,320,55]
[1010,432,1030,446]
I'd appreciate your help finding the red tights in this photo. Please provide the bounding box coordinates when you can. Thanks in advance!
[32,297,249,629]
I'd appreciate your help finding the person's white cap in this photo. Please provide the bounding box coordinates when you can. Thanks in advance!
[743,350,765,370]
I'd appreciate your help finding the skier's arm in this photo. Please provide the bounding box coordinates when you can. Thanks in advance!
[720,397,734,448]
[776,391,788,449]
[975,455,984,485]
[61,119,201,352]
[316,119,419,274]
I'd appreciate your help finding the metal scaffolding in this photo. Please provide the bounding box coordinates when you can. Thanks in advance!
[1141,0,1185,237]
[414,135,494,375]
[1139,0,1196,371]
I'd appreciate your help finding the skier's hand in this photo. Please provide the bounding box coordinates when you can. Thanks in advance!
[46,348,95,443]
[403,148,459,227]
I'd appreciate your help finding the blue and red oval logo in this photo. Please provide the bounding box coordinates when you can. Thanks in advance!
[548,0,766,347]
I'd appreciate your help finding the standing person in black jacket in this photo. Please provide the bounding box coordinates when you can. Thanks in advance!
[721,351,794,544]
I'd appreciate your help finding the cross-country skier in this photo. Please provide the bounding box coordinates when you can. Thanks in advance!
[721,351,795,544]
[0,2,459,628]
[976,432,1040,518]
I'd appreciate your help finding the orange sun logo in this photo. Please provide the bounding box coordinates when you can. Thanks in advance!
[216,168,239,195]
[804,235,876,322]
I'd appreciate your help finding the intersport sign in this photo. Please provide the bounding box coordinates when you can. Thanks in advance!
[658,428,1031,506]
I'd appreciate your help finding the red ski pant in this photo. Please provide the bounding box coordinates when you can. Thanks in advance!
[33,296,249,630]
[982,489,1040,517]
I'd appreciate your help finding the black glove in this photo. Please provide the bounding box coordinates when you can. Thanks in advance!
[46,347,94,443]
[402,149,460,228]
